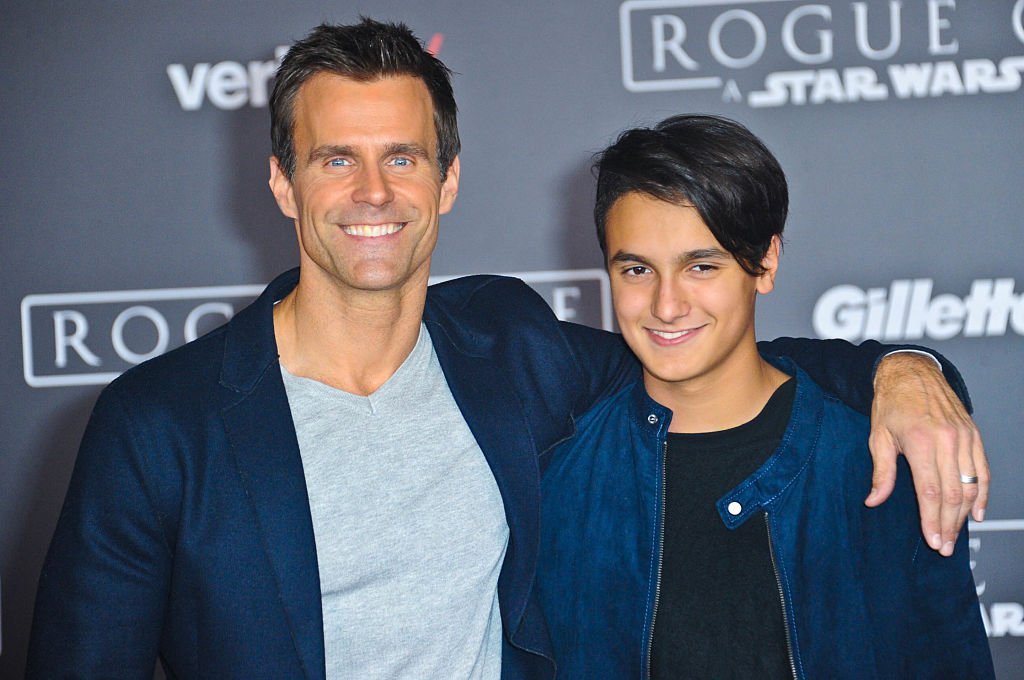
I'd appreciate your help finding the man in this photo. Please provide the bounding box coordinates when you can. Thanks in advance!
[537,115,993,678]
[28,19,986,679]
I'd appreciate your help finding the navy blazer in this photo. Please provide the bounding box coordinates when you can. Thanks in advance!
[28,269,961,678]
[27,269,634,679]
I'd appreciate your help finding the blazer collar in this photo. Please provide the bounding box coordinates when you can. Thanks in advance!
[219,268,501,388]
[220,268,298,393]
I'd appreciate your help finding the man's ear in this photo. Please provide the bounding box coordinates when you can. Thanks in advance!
[756,235,782,294]
[268,156,297,219]
[438,155,460,215]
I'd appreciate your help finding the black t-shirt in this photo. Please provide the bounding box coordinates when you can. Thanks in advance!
[651,379,796,679]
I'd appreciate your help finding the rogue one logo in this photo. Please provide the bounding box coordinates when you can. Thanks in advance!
[813,278,1024,342]
[620,0,1024,106]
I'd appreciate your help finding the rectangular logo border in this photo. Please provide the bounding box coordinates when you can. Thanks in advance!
[21,284,266,388]
[620,0,793,92]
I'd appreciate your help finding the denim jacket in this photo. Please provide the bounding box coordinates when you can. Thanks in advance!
[537,358,993,679]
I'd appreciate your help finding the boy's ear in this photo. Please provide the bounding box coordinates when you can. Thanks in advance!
[756,235,782,295]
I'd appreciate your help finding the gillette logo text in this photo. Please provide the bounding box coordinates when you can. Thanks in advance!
[813,278,1024,342]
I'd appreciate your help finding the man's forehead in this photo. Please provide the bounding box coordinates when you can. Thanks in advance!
[291,73,436,149]
[295,73,433,115]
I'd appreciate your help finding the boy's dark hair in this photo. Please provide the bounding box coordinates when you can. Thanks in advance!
[594,114,787,275]
[270,18,460,180]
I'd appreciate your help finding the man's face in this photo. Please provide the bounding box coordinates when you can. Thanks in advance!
[605,192,778,401]
[269,74,459,295]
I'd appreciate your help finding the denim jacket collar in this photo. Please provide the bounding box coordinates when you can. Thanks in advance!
[623,356,827,529]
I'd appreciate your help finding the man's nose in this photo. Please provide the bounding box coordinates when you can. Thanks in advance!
[351,164,394,206]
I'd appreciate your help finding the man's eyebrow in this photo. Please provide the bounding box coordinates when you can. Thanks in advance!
[307,144,355,165]
[384,142,431,160]
[306,143,432,166]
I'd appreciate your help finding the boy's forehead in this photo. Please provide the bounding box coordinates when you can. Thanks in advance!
[607,193,718,246]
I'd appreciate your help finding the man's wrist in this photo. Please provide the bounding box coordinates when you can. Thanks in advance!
[873,349,944,393]
[883,348,943,372]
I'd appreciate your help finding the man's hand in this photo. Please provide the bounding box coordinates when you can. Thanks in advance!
[866,352,989,556]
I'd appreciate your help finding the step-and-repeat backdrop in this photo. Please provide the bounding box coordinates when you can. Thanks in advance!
[2,2,1021,676]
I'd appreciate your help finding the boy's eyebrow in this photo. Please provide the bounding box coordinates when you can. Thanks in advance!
[609,251,653,266]
[679,248,731,262]
[609,248,732,265]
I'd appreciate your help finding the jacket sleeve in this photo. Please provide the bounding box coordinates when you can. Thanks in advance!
[757,337,971,416]
[557,321,638,414]
[558,327,971,419]
[27,386,170,678]
[908,527,996,678]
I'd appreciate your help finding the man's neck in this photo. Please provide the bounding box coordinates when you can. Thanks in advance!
[648,345,790,434]
[273,268,429,396]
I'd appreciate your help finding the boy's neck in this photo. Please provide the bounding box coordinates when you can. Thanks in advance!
[646,346,791,434]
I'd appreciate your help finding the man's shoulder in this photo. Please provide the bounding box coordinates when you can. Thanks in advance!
[425,274,563,342]
[428,274,549,313]
[104,271,285,406]
[101,321,232,411]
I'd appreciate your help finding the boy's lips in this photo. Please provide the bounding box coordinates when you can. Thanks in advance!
[645,325,705,346]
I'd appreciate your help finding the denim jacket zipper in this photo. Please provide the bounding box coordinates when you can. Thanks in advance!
[644,438,668,679]
[765,512,798,679]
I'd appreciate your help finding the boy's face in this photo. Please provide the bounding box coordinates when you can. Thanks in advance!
[605,192,779,399]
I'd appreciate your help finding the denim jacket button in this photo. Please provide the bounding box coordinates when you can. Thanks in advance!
[647,414,658,425]
[727,501,743,516]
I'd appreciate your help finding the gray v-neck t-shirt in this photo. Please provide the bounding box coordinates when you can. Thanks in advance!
[281,324,508,679]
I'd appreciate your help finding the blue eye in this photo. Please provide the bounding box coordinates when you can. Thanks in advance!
[390,157,412,167]
[328,158,351,167]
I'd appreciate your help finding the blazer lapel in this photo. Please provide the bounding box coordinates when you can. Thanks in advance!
[219,269,326,679]
[425,322,545,648]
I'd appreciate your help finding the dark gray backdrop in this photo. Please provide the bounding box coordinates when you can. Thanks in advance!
[2,1,1022,677]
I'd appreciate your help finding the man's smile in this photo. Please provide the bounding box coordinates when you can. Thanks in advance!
[340,222,407,237]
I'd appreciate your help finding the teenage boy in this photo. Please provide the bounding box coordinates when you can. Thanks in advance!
[537,115,993,679]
